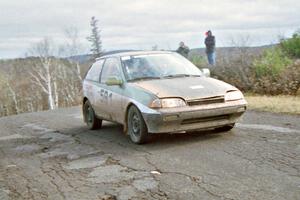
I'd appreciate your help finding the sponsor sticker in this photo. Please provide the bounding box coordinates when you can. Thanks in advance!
[190,85,204,89]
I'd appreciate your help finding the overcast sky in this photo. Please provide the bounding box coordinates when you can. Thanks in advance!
[0,0,299,58]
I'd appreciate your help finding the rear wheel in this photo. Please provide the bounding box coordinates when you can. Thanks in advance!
[127,105,149,144]
[215,123,235,132]
[83,100,102,130]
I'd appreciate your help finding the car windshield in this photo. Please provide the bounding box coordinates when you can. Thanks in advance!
[121,53,203,81]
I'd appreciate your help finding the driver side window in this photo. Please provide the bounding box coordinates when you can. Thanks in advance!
[85,59,104,82]
[100,57,122,84]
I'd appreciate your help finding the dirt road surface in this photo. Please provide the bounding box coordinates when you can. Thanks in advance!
[0,107,299,200]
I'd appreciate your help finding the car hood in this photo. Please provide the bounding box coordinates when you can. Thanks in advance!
[132,77,237,100]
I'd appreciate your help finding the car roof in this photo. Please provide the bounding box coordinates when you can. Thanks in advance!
[96,50,173,60]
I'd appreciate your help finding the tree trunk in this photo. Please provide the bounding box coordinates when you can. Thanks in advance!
[6,82,19,114]
[53,79,59,108]
[45,62,54,110]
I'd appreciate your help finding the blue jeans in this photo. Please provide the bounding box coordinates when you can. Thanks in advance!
[207,52,215,65]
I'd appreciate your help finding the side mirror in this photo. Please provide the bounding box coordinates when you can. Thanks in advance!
[105,76,123,86]
[202,68,210,77]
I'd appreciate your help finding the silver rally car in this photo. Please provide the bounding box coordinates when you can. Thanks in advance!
[82,51,247,144]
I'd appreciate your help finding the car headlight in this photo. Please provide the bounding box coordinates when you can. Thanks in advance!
[149,98,186,108]
[225,90,244,101]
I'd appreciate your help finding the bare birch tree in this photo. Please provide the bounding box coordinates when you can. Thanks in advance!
[28,38,56,110]
[61,26,84,82]
[59,26,86,105]
[0,26,92,117]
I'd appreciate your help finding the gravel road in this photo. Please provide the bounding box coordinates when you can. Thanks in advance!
[0,107,299,200]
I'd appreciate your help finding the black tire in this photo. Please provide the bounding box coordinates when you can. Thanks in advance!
[215,123,235,132]
[127,105,149,144]
[83,100,102,130]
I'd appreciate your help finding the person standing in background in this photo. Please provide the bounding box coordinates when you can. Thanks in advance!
[176,41,190,58]
[204,30,216,65]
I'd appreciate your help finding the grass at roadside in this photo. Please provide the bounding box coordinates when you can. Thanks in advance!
[245,95,300,115]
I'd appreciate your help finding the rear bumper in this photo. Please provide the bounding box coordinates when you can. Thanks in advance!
[142,99,247,133]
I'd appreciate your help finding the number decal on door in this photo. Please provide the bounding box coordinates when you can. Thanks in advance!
[100,89,113,102]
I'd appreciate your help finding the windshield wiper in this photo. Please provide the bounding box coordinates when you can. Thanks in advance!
[163,74,201,78]
[128,76,161,82]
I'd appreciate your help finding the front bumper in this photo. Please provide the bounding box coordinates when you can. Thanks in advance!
[142,99,247,133]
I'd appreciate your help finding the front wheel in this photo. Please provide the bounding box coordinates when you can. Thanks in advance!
[83,100,102,130]
[127,105,149,144]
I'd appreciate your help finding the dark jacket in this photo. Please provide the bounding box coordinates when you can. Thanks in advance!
[205,35,215,53]
[176,46,190,58]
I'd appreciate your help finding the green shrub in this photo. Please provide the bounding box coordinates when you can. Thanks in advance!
[253,61,300,95]
[189,54,206,68]
[254,47,292,78]
[280,31,300,58]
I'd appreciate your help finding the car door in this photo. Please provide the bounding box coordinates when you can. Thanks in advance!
[83,59,105,117]
[98,57,125,123]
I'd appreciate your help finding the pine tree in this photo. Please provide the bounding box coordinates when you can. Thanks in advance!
[87,16,102,58]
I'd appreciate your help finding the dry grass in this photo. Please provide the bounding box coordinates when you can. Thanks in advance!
[245,95,300,115]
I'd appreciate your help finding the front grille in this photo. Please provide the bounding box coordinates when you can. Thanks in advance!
[187,96,224,106]
[181,114,229,125]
